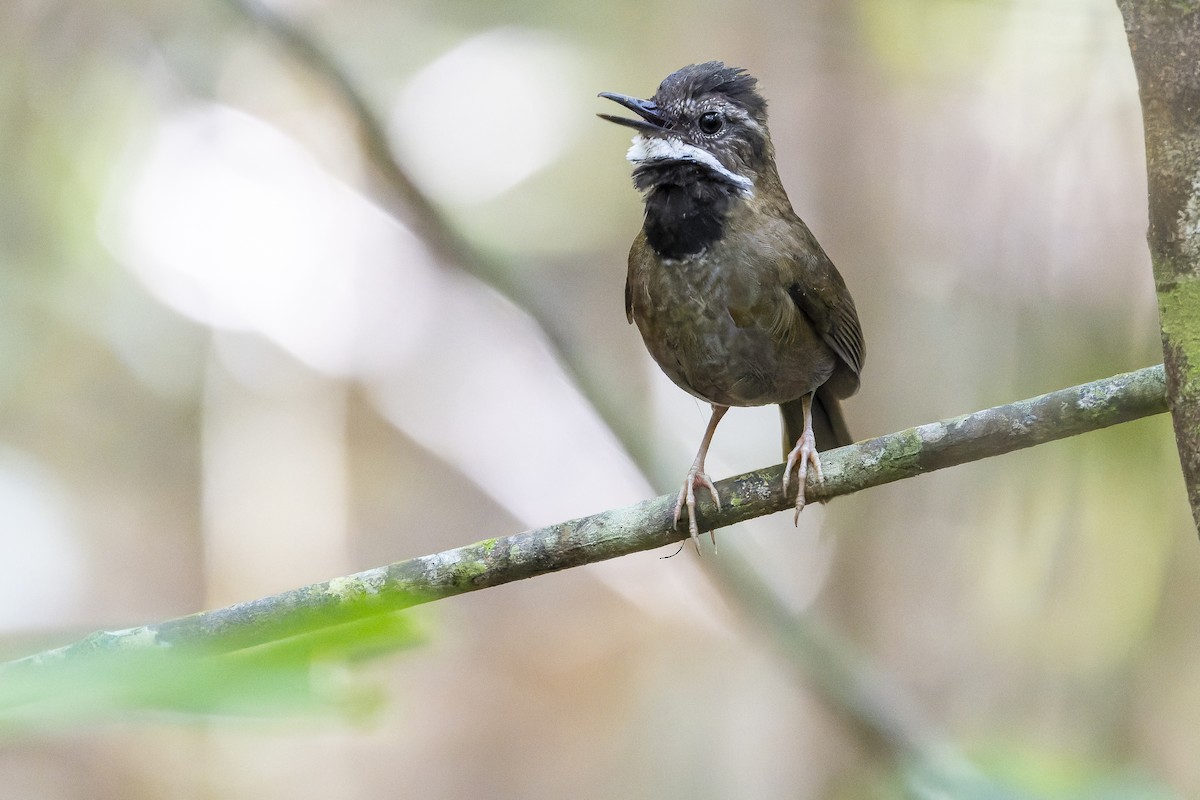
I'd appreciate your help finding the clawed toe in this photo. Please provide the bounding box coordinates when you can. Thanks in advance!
[784,431,824,526]
[673,469,721,552]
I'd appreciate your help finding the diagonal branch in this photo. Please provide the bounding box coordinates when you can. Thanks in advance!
[218,0,649,459]
[220,0,479,279]
[709,549,993,789]
[1,365,1166,673]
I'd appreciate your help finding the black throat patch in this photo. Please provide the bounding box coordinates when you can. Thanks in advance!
[634,161,742,260]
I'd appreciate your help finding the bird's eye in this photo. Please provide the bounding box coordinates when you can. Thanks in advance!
[697,111,724,135]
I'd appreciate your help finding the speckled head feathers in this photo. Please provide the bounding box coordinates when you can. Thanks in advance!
[652,62,768,124]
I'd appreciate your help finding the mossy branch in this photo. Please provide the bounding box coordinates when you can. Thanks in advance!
[1117,0,1200,534]
[1,365,1166,675]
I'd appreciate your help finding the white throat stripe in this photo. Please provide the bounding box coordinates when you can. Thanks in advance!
[626,136,754,196]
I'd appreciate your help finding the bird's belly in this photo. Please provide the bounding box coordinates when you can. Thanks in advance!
[632,279,835,408]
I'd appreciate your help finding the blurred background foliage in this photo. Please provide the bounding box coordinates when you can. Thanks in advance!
[0,0,1195,797]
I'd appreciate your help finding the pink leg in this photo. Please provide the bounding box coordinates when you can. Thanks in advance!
[673,404,728,552]
[783,393,824,524]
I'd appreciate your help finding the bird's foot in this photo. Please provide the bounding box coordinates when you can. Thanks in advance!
[783,429,824,525]
[673,469,721,552]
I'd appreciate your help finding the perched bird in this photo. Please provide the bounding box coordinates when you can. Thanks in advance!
[598,62,864,549]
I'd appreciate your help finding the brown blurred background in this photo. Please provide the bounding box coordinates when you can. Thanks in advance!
[0,0,1194,797]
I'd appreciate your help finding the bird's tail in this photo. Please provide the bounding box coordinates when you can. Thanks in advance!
[779,386,853,458]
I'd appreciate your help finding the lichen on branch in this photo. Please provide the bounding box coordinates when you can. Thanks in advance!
[0,364,1167,680]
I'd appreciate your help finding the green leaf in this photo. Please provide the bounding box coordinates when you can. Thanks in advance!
[0,611,427,731]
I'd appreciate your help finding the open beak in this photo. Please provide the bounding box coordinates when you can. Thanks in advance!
[597,92,669,134]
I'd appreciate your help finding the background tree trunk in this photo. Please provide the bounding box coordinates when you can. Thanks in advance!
[1117,0,1200,534]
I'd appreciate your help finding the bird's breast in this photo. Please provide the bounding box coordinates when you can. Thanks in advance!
[627,235,835,408]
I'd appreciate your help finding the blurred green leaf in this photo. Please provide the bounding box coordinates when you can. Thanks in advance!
[0,611,427,732]
[832,745,1179,800]
[971,745,1179,800]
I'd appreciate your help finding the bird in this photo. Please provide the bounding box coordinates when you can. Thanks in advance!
[598,61,864,550]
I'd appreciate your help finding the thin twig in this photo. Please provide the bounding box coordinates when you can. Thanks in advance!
[709,550,1000,793]
[222,0,477,277]
[1,365,1166,674]
[218,0,649,457]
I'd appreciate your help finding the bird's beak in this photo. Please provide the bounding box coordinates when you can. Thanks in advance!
[597,92,669,134]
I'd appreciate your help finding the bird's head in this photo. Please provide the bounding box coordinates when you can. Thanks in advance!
[598,62,773,198]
